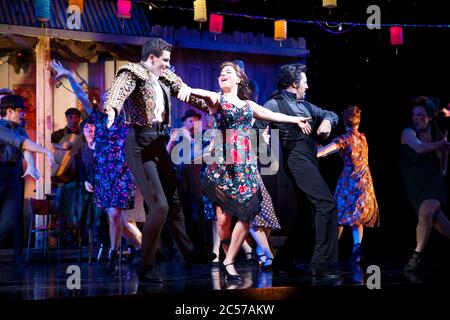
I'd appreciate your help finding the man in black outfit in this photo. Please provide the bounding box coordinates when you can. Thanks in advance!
[261,63,340,277]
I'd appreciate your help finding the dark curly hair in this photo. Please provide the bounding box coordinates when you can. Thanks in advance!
[141,38,172,61]
[277,63,307,90]
[219,61,253,101]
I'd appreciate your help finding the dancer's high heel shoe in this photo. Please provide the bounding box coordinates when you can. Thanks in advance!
[262,258,273,271]
[105,249,118,273]
[256,254,266,268]
[221,262,243,282]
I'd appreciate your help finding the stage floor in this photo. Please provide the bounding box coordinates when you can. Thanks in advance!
[1,256,449,317]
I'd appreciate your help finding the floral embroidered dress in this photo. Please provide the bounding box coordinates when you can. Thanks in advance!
[334,129,379,227]
[202,96,261,221]
[90,109,136,210]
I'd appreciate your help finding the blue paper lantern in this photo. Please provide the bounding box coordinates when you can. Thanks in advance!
[35,0,51,22]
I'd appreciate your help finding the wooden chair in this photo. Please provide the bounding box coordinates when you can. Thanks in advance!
[26,198,53,263]
[26,198,93,263]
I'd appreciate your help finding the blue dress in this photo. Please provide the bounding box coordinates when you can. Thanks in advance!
[90,109,136,210]
[202,96,261,221]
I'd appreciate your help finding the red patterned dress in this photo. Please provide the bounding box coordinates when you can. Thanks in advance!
[202,96,261,221]
[334,129,379,227]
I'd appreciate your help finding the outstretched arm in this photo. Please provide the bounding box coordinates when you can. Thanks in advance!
[317,141,339,158]
[51,60,93,115]
[22,139,55,166]
[249,101,312,135]
[160,69,212,113]
[402,128,450,154]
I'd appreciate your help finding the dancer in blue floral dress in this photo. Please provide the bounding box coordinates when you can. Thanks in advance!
[173,61,311,281]
[51,60,141,272]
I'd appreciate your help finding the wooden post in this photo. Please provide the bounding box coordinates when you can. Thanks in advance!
[35,36,53,199]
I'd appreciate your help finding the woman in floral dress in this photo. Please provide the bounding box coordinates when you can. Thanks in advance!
[51,60,141,272]
[318,106,379,262]
[173,61,311,280]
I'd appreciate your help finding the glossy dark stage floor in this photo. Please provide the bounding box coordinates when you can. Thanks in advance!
[1,254,449,317]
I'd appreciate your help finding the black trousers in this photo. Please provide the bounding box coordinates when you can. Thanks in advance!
[125,126,194,268]
[0,163,24,256]
[283,142,338,265]
[176,163,208,254]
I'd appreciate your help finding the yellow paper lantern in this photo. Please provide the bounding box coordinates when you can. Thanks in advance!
[274,20,287,41]
[69,0,84,12]
[193,0,207,23]
[323,0,337,9]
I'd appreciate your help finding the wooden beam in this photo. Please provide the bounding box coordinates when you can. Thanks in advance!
[35,36,52,199]
[0,24,309,58]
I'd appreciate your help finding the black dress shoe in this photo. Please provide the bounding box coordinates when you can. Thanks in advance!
[138,268,163,283]
[404,252,421,272]
[310,263,342,278]
[221,262,243,282]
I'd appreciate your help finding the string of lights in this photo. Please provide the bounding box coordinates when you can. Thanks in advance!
[140,2,450,29]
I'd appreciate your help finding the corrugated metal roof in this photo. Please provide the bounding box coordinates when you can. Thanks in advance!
[0,0,153,37]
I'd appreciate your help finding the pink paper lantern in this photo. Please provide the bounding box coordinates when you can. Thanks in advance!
[117,0,131,19]
[390,26,403,46]
[209,14,223,33]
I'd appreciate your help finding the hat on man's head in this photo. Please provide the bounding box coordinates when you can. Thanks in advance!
[65,107,81,116]
[0,94,26,109]
[181,109,201,122]
[0,88,14,96]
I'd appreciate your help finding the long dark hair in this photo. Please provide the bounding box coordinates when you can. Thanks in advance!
[411,96,444,141]
[219,61,253,101]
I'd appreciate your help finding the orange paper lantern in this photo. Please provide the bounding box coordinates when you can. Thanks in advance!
[274,20,287,41]
[69,0,84,12]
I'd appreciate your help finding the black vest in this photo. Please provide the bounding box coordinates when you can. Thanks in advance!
[269,95,319,158]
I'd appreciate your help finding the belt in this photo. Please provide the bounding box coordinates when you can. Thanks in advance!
[132,123,166,134]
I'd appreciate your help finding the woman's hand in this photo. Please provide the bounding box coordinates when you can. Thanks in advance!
[50,59,70,80]
[104,106,115,129]
[177,84,192,102]
[297,117,312,135]
[84,181,94,193]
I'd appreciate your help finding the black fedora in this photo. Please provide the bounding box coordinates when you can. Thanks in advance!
[181,109,201,122]
[0,95,26,110]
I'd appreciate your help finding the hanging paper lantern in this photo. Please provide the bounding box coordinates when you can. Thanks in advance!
[69,0,84,13]
[274,20,287,41]
[35,0,51,22]
[209,14,223,33]
[390,26,403,46]
[323,0,337,9]
[193,0,207,23]
[117,0,132,19]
